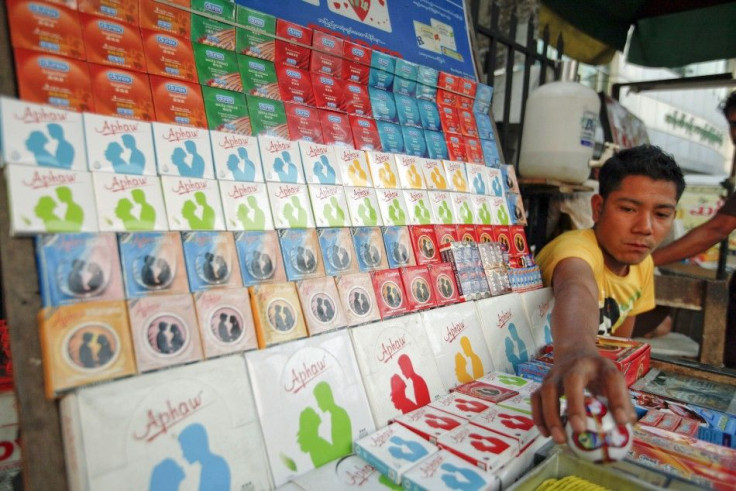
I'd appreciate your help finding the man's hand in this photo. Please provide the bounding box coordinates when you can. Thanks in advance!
[531,350,636,444]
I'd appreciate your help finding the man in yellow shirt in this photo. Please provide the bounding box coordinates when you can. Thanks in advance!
[532,144,685,445]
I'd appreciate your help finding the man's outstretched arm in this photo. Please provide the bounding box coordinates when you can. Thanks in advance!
[652,212,736,266]
[531,257,635,444]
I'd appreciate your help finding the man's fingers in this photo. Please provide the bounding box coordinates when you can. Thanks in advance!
[538,379,565,443]
[601,366,636,425]
[530,389,549,437]
[562,364,591,435]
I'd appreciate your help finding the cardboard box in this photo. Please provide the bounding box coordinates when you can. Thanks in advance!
[320,110,353,147]
[202,85,251,134]
[218,180,274,231]
[139,0,191,37]
[402,125,429,158]
[382,225,416,268]
[400,265,435,312]
[117,231,190,298]
[434,224,459,244]
[296,276,347,335]
[238,54,279,99]
[352,226,389,272]
[404,188,435,225]
[367,151,400,189]
[312,72,345,111]
[80,13,146,72]
[277,63,316,106]
[285,103,324,143]
[279,228,326,281]
[425,129,449,160]
[428,262,461,306]
[266,181,314,228]
[335,272,381,326]
[190,0,235,50]
[78,0,139,24]
[392,76,417,97]
[369,87,397,123]
[344,185,383,227]
[350,115,382,151]
[88,64,154,121]
[13,48,94,112]
[274,19,312,70]
[92,172,167,231]
[446,133,468,162]
[376,120,404,154]
[343,81,372,116]
[311,30,343,76]
[149,75,206,127]
[141,28,196,82]
[249,281,308,349]
[151,122,214,178]
[317,227,359,276]
[193,43,242,91]
[8,0,85,59]
[160,176,225,230]
[193,287,258,357]
[417,99,442,131]
[342,40,371,83]
[300,141,340,185]
[409,224,441,265]
[234,230,286,286]
[465,136,485,165]
[246,94,288,138]
[235,5,275,60]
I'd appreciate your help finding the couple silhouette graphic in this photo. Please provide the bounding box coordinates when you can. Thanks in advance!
[201,252,229,284]
[268,302,295,332]
[171,141,206,178]
[25,123,75,168]
[216,312,242,343]
[104,136,145,174]
[312,295,335,323]
[154,321,185,355]
[182,192,216,230]
[247,251,274,280]
[296,382,352,468]
[312,155,336,184]
[350,289,371,316]
[140,255,172,289]
[227,147,256,181]
[390,354,430,414]
[67,259,105,296]
[34,186,84,232]
[76,331,114,369]
[236,196,266,230]
[412,278,430,304]
[115,189,156,231]
[149,423,229,491]
[454,336,484,384]
[273,151,299,182]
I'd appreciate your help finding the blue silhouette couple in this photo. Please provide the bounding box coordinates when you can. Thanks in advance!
[273,151,299,182]
[312,155,336,184]
[25,123,75,168]
[171,141,206,178]
[226,147,256,181]
[149,423,230,491]
[103,135,146,174]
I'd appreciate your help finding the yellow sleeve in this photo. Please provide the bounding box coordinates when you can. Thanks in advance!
[630,256,656,316]
[537,231,602,287]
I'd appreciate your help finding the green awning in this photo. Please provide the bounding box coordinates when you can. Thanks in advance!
[540,0,736,67]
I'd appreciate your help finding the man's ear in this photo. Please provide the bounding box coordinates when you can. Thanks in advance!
[591,194,603,222]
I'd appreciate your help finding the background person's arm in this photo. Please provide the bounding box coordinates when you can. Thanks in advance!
[531,257,635,444]
[652,213,736,266]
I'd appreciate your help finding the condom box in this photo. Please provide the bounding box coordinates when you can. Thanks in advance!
[480,138,502,168]
[454,381,520,407]
[0,97,87,170]
[507,193,527,225]
[149,75,206,128]
[394,94,421,128]
[296,276,346,335]
[434,224,458,245]
[257,135,304,183]
[310,30,343,76]
[392,406,468,444]
[344,82,372,116]
[342,40,371,84]
[350,313,445,426]
[436,423,517,472]
[375,188,409,227]
[201,86,250,134]
[382,226,416,269]
[427,262,461,307]
[394,155,426,190]
[344,186,382,227]
[393,76,417,98]
[445,134,467,163]
[354,424,439,485]
[475,294,537,375]
[335,272,380,327]
[427,190,455,226]
[366,151,399,189]
[316,228,357,277]
[455,224,477,243]
[279,228,325,281]
[466,164,490,196]
[403,126,428,158]
[421,158,449,191]
[245,329,374,486]
[274,19,312,70]
[421,303,493,391]
[266,182,315,229]
[248,281,308,349]
[92,172,167,232]
[126,292,203,372]
[285,102,324,144]
[235,5,276,61]
[402,449,501,491]
[181,231,241,291]
[415,82,437,102]
[470,194,494,226]
[451,192,474,225]
[35,233,123,307]
[287,454,388,490]
[474,112,495,141]
[351,226,388,272]
[83,114,155,175]
[486,168,504,197]
[416,101,441,134]
[399,265,435,312]
[312,72,345,112]
[408,225,441,266]
[371,269,408,319]
[118,231,189,298]
[440,241,490,301]
[308,184,350,228]
[160,176,225,231]
[336,147,371,187]
[140,28,197,82]
[7,166,99,236]
[457,109,479,139]
[139,0,191,36]
[234,230,287,286]
[59,355,272,490]
[8,0,83,59]
[238,54,278,101]
[376,121,405,154]
[442,160,468,193]
[39,300,135,397]
[246,95,288,139]
[474,83,493,113]
[351,115,382,152]
[487,196,510,226]
[219,180,273,231]
[79,12,146,72]
[320,110,353,147]
[300,141,341,185]
[13,48,94,112]
[190,0,236,50]
[277,64,315,106]
[210,131,263,181]
[193,287,257,358]
[437,89,458,108]
[403,189,435,226]
[87,64,154,121]
[475,225,496,245]
[464,138,484,166]
[151,122,214,178]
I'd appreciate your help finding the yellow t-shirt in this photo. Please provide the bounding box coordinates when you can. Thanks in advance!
[536,229,655,336]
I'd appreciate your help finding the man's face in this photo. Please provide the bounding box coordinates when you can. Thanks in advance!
[592,175,678,274]
[727,108,736,145]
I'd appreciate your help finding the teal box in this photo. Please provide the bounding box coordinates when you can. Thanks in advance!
[395,94,422,128]
[481,138,502,167]
[474,112,495,140]
[376,121,405,153]
[371,50,396,72]
[402,126,428,158]
[369,67,394,91]
[393,76,417,97]
[417,99,441,131]
[369,87,398,123]
[417,65,438,86]
[425,130,448,160]
[474,83,494,113]
[395,59,418,81]
[415,82,437,101]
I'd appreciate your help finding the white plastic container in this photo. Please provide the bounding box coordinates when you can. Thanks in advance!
[519,81,600,184]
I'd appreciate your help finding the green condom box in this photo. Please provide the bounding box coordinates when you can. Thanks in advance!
[92,172,168,231]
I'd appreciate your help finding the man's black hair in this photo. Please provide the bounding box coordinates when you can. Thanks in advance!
[721,90,736,117]
[598,144,685,201]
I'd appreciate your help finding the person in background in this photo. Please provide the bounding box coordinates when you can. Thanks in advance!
[651,90,736,366]
[532,144,685,444]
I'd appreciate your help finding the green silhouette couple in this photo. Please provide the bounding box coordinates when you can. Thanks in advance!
[388,198,406,225]
[459,202,474,224]
[295,381,352,469]
[283,196,308,228]
[33,186,84,232]
[437,201,454,224]
[413,199,431,225]
[236,196,266,230]
[114,189,156,230]
[182,191,216,230]
[357,197,378,226]
[323,197,346,227]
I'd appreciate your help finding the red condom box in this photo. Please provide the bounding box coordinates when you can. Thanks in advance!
[427,262,461,306]
[285,102,324,144]
[399,265,435,312]
[409,225,441,266]
[311,30,343,76]
[320,110,353,147]
[275,19,312,70]
[80,13,146,72]
[371,268,409,319]
[311,72,345,111]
